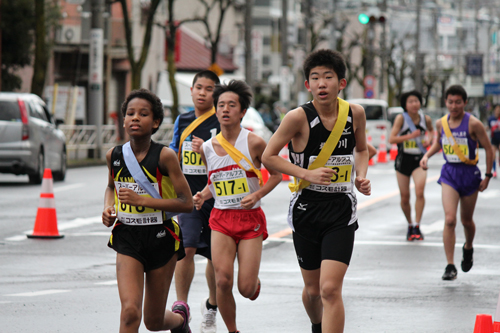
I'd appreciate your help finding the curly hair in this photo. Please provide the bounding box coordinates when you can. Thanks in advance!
[120,89,164,134]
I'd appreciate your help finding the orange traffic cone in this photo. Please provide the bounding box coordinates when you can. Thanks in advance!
[390,143,398,161]
[27,169,64,239]
[493,290,500,332]
[280,144,291,181]
[473,314,493,333]
[377,133,388,163]
[367,135,375,166]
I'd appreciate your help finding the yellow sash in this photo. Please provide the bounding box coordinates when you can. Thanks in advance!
[289,98,350,192]
[216,132,263,187]
[440,115,478,165]
[177,108,216,160]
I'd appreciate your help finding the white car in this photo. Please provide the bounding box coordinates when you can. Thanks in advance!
[241,107,273,142]
[346,98,391,148]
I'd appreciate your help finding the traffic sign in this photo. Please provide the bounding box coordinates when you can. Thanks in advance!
[484,83,500,95]
[364,88,374,99]
[363,75,375,89]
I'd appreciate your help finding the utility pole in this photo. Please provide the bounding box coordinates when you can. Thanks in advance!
[415,0,423,92]
[329,0,337,51]
[280,0,290,109]
[379,0,387,95]
[244,0,253,88]
[89,0,104,159]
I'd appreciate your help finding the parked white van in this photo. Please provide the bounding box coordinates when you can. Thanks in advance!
[346,98,391,149]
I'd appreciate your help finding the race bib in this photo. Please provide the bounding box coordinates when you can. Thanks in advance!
[115,181,163,225]
[182,141,207,175]
[306,154,354,193]
[211,169,250,207]
[441,137,469,163]
[403,137,424,155]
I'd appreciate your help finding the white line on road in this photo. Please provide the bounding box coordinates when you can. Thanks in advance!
[5,289,71,297]
[479,189,500,198]
[95,280,117,285]
[420,220,444,234]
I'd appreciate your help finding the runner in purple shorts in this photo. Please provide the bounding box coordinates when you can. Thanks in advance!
[420,85,493,281]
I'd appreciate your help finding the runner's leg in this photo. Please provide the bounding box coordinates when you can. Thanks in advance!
[236,235,263,298]
[442,183,460,264]
[300,268,323,325]
[116,254,144,333]
[319,260,348,333]
[396,171,412,224]
[412,167,427,224]
[459,191,478,249]
[174,247,196,302]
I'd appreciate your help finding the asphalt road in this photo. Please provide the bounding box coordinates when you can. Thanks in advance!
[1,150,499,333]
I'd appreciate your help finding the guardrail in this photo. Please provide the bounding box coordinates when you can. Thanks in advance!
[59,124,175,160]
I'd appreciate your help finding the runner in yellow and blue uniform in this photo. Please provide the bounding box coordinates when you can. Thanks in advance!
[102,89,193,333]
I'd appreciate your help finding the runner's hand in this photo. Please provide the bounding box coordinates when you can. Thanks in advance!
[240,193,260,209]
[118,188,142,206]
[102,206,116,227]
[191,135,204,153]
[355,176,371,196]
[193,191,205,210]
[305,167,336,185]
[479,178,490,192]
[420,156,429,170]
[408,129,421,139]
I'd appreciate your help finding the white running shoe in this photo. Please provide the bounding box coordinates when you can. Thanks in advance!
[200,297,217,333]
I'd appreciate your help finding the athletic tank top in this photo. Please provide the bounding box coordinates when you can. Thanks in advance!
[397,111,427,155]
[203,128,261,210]
[111,142,177,226]
[178,110,220,194]
[289,101,356,200]
[440,113,477,164]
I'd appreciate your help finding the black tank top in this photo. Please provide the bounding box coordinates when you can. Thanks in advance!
[289,101,356,200]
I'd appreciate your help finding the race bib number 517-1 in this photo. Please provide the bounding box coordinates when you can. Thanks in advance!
[211,169,250,207]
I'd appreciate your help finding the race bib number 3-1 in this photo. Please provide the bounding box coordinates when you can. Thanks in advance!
[441,137,469,163]
[306,155,354,193]
[182,141,207,175]
[211,169,250,207]
[114,181,163,225]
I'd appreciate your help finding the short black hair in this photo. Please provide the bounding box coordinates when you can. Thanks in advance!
[400,90,423,112]
[192,70,220,87]
[120,89,163,134]
[445,85,468,102]
[303,49,346,82]
[213,80,253,112]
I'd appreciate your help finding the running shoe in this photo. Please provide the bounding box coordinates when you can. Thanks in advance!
[412,225,424,241]
[493,171,497,178]
[171,301,191,333]
[406,226,414,241]
[200,298,217,333]
[249,277,260,301]
[442,264,457,281]
[461,244,474,272]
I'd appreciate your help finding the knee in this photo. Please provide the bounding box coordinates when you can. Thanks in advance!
[304,284,321,301]
[444,215,457,228]
[461,218,474,228]
[181,247,196,260]
[400,193,410,204]
[144,316,164,332]
[320,281,342,303]
[121,305,142,329]
[238,281,255,298]
[415,190,425,201]
[216,272,233,292]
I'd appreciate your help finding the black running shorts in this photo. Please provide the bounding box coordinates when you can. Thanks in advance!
[395,152,424,177]
[108,220,185,272]
[178,200,213,260]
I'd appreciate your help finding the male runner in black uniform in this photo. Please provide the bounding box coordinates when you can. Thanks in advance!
[169,71,220,333]
[263,50,371,333]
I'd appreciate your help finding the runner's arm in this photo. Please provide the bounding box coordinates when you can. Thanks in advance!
[388,114,421,145]
[423,114,435,147]
[420,119,442,170]
[471,118,493,191]
[352,104,371,196]
[103,148,117,227]
[168,116,181,154]
[262,108,334,185]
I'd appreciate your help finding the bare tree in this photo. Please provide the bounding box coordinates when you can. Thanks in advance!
[386,34,412,106]
[118,0,161,89]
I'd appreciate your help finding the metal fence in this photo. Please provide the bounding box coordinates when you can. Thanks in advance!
[59,124,175,160]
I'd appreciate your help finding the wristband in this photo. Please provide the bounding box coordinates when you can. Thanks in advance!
[485,173,493,178]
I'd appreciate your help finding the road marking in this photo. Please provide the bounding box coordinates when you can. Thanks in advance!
[354,240,500,250]
[420,220,444,234]
[5,289,71,297]
[95,280,117,285]
[54,183,84,193]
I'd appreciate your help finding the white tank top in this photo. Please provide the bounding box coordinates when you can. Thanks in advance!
[203,128,261,210]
